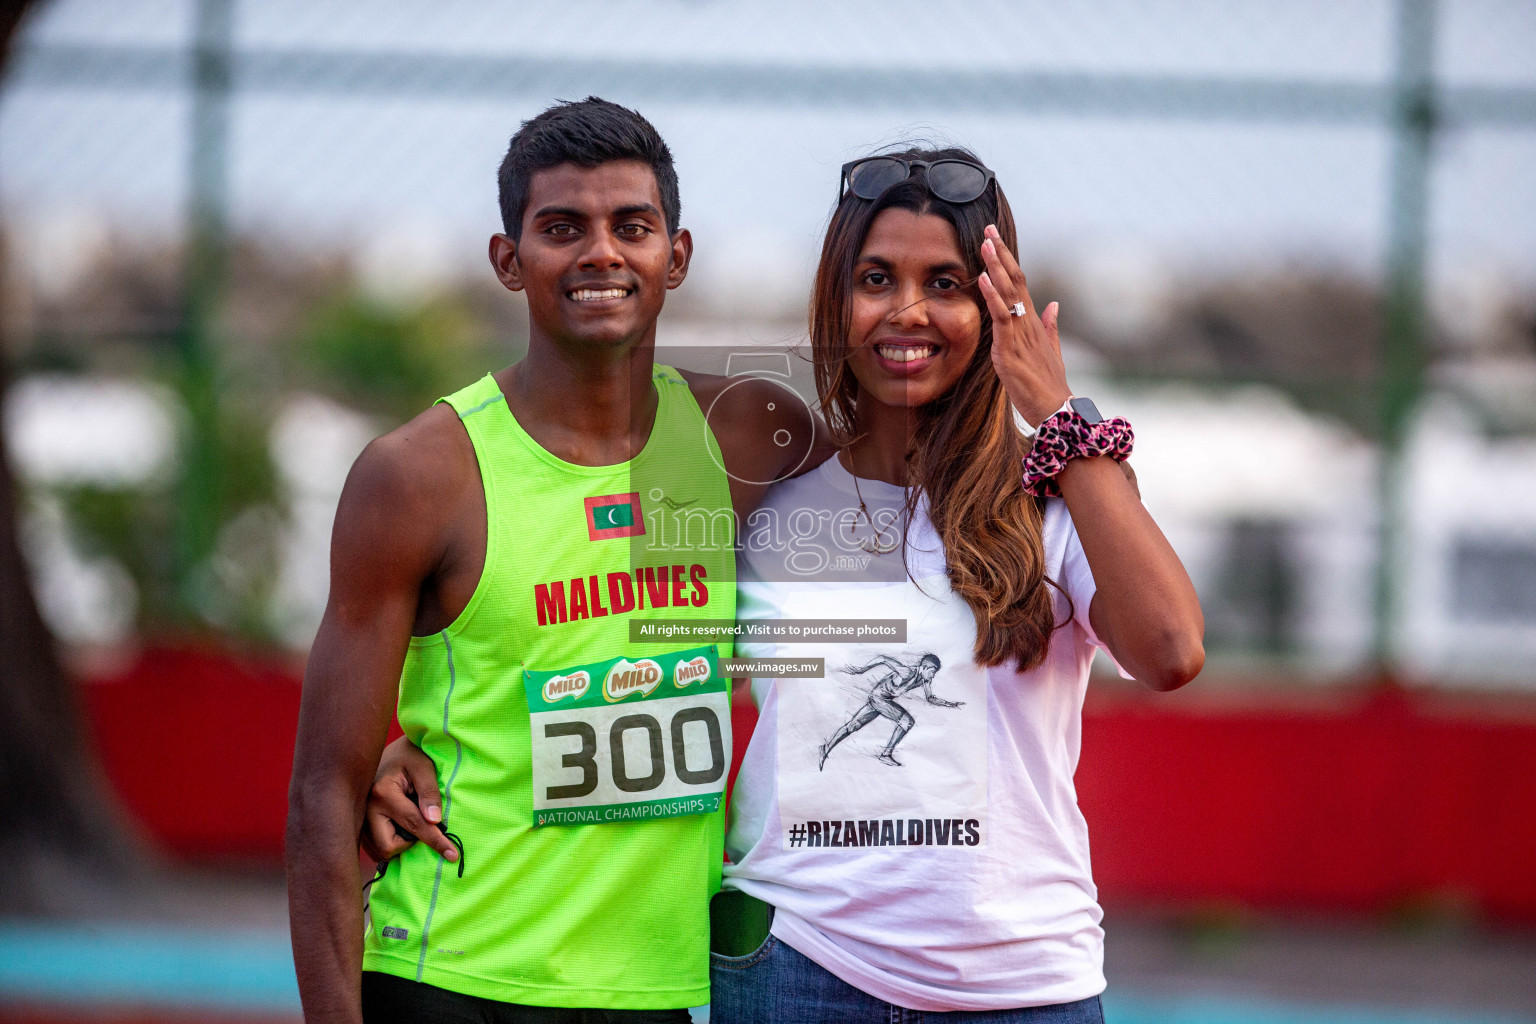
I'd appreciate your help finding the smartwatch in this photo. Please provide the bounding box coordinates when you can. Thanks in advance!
[1068,396,1104,425]
[1022,395,1103,437]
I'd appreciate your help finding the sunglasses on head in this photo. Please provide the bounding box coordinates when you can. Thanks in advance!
[839,156,997,205]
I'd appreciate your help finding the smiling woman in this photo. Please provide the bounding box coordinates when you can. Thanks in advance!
[711,146,1205,1022]
[811,148,1067,670]
[851,210,982,386]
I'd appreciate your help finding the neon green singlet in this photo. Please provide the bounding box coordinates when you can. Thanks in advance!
[363,366,736,1009]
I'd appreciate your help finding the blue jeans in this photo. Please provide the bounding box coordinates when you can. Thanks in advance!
[709,936,1105,1024]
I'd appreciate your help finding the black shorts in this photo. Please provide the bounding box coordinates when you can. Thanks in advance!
[360,971,694,1024]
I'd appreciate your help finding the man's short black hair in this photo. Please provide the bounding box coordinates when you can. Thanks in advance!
[497,97,681,240]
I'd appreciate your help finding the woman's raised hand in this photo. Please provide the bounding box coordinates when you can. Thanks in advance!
[976,225,1072,428]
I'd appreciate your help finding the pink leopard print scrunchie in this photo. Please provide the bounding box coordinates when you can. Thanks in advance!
[1022,409,1135,497]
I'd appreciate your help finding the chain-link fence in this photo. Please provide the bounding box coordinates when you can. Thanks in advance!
[3,0,1534,684]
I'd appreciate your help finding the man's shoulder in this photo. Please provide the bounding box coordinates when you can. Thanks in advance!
[675,367,816,449]
[676,367,801,412]
[345,403,476,513]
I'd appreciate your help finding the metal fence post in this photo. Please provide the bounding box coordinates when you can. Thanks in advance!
[1373,0,1436,674]
[174,0,233,614]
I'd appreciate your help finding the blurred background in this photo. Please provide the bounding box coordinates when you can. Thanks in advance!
[0,0,1533,1021]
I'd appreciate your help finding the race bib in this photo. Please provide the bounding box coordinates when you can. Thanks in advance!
[524,645,731,828]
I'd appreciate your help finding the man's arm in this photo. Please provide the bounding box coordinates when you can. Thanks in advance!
[285,411,466,1024]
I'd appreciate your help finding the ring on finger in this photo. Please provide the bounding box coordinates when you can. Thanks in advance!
[1009,301,1027,318]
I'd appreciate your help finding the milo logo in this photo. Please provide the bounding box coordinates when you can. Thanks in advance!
[604,658,662,702]
[674,655,711,689]
[543,669,590,704]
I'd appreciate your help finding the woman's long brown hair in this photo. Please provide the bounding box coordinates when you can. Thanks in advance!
[810,146,1062,671]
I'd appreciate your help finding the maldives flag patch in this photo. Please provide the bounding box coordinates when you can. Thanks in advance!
[584,492,645,541]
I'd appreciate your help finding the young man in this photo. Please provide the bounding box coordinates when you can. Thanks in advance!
[285,97,821,1024]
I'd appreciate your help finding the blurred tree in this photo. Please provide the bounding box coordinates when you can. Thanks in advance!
[53,389,282,640]
[0,0,142,912]
[11,227,517,647]
[292,288,514,423]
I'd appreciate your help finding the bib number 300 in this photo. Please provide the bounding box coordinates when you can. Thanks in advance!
[524,646,731,827]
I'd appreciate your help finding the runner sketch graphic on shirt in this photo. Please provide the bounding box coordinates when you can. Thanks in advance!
[817,653,963,769]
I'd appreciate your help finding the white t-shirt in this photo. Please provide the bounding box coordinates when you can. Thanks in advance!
[722,454,1122,1012]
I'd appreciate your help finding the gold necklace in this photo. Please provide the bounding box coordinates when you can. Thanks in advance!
[844,451,902,556]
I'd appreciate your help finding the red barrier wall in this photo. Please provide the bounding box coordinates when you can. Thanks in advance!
[83,648,304,861]
[1075,683,1536,920]
[79,649,1536,919]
